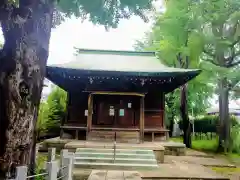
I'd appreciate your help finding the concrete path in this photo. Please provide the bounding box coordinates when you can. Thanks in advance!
[87,170,141,180]
[165,155,236,167]
[140,162,229,180]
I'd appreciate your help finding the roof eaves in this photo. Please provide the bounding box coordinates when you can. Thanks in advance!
[74,48,155,57]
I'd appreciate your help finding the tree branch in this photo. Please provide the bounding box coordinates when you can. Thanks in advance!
[0,2,33,25]
[228,78,240,90]
[203,48,215,57]
[226,58,240,68]
[230,35,240,48]
[226,45,239,64]
[203,56,224,67]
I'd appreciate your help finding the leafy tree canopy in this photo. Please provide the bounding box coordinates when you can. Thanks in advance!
[2,0,154,28]
[58,0,153,27]
[135,0,214,117]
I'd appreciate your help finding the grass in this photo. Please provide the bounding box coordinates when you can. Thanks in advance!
[170,137,218,152]
[170,137,240,159]
[192,139,218,152]
[212,166,240,177]
[37,153,47,169]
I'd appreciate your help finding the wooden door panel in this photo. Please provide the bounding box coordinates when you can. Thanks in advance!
[95,95,136,127]
[117,99,134,127]
[97,102,114,125]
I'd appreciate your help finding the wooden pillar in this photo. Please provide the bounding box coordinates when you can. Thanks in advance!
[86,93,93,140]
[140,96,145,143]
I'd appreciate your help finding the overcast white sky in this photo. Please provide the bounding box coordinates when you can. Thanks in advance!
[48,15,152,65]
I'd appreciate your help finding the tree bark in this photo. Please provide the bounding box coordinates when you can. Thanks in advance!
[166,92,175,137]
[180,84,192,148]
[217,77,230,153]
[0,1,53,178]
[177,51,191,148]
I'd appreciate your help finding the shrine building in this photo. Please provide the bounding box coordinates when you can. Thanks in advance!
[46,49,200,143]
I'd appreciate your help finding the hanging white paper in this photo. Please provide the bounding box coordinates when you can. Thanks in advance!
[84,110,88,116]
[109,108,115,116]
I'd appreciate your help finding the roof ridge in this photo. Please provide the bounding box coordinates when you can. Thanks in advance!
[74,48,155,56]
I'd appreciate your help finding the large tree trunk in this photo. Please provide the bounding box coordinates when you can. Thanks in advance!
[0,2,53,178]
[180,84,191,148]
[217,78,230,153]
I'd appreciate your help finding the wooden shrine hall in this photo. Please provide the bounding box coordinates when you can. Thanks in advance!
[46,49,201,143]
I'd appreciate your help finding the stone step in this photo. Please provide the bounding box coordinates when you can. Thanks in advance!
[74,162,158,170]
[74,157,157,164]
[75,152,155,159]
[76,148,154,154]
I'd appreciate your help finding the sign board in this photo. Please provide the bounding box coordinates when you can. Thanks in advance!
[84,110,88,116]
[119,109,125,116]
[85,110,93,116]
[128,103,132,108]
[109,107,115,116]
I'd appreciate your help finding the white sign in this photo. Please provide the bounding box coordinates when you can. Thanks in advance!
[84,110,88,116]
[109,108,115,116]
[128,103,132,108]
[119,109,125,116]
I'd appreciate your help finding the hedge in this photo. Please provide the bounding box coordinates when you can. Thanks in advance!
[178,115,238,133]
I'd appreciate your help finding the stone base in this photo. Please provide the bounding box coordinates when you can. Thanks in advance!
[160,142,186,156]
[153,150,164,163]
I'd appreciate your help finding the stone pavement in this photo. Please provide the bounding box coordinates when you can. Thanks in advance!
[87,170,141,180]
[140,162,229,180]
[165,155,236,167]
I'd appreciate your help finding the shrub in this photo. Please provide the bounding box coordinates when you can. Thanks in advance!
[37,87,67,140]
[178,115,238,134]
[230,121,240,153]
[36,102,54,140]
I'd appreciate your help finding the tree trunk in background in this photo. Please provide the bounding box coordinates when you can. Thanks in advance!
[166,92,175,137]
[218,80,224,152]
[180,84,191,148]
[169,113,174,137]
[177,51,191,148]
[217,78,230,152]
[0,2,53,178]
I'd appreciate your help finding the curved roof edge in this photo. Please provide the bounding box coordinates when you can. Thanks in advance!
[74,48,156,57]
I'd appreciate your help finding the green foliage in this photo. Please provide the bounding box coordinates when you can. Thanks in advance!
[37,86,67,140]
[47,87,67,126]
[178,115,239,134]
[35,154,47,180]
[37,102,53,139]
[230,123,240,153]
[192,138,218,152]
[171,137,219,152]
[197,0,240,86]
[178,114,240,153]
[57,0,153,28]
[7,0,154,28]
[135,0,214,119]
